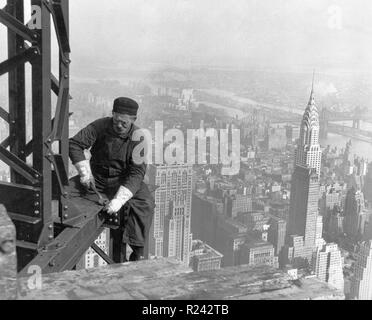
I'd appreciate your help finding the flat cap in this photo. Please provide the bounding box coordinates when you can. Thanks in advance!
[113,97,139,116]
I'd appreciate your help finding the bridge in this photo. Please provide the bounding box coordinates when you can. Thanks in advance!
[271,106,372,143]
[326,123,372,144]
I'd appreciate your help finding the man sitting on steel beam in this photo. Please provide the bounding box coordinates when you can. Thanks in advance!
[69,97,155,263]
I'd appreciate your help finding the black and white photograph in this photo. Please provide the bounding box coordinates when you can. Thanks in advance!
[1,0,372,307]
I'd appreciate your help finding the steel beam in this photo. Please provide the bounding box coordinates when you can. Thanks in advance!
[91,243,114,265]
[58,0,70,225]
[31,0,53,248]
[0,181,41,217]
[0,145,40,184]
[0,5,39,43]
[7,0,27,185]
[0,47,38,76]
[19,208,106,276]
[0,106,10,123]
[1,137,10,148]
[43,0,70,59]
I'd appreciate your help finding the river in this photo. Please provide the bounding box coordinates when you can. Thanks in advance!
[196,90,372,160]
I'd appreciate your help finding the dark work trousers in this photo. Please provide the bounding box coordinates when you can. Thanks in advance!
[69,176,154,263]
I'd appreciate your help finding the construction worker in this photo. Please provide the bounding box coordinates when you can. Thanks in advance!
[69,97,155,262]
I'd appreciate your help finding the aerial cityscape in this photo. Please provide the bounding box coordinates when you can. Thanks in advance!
[1,0,372,301]
[2,64,372,299]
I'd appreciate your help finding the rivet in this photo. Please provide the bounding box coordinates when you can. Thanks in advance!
[64,73,68,79]
[34,202,40,206]
[64,206,68,210]
[34,210,40,215]
[48,235,53,240]
[114,219,118,224]
[48,224,53,230]
[64,214,68,219]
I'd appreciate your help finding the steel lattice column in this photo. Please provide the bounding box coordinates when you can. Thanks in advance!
[31,0,53,247]
[7,0,26,184]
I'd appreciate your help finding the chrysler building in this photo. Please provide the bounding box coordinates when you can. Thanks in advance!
[294,79,322,176]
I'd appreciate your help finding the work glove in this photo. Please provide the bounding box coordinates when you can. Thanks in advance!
[75,160,95,189]
[105,186,133,215]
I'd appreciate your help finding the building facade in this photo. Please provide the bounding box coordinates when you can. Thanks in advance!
[268,216,287,256]
[350,240,372,300]
[314,243,344,292]
[344,187,367,240]
[147,164,193,264]
[286,87,322,265]
[189,240,223,272]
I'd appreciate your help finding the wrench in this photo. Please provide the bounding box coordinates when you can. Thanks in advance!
[90,181,109,206]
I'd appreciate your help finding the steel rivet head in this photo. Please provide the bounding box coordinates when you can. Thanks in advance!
[34,210,40,215]
[34,202,40,206]
[64,206,68,210]
[48,225,53,230]
[48,235,54,240]
[114,220,118,224]
[64,214,68,219]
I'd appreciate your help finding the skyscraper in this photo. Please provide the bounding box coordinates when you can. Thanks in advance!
[286,80,322,264]
[268,216,287,256]
[288,167,320,252]
[76,229,110,270]
[344,187,367,240]
[294,85,322,176]
[314,243,344,292]
[147,164,193,264]
[350,240,372,300]
[363,164,372,203]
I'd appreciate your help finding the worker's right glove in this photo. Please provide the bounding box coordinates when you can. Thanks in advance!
[75,160,95,189]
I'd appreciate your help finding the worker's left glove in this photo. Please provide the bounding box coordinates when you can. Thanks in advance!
[105,186,133,215]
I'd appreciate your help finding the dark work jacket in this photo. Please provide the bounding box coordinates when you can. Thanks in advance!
[69,117,154,246]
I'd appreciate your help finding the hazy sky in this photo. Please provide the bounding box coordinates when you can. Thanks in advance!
[1,0,372,70]
[68,0,372,70]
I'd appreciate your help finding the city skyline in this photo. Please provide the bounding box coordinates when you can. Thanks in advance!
[1,0,372,301]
